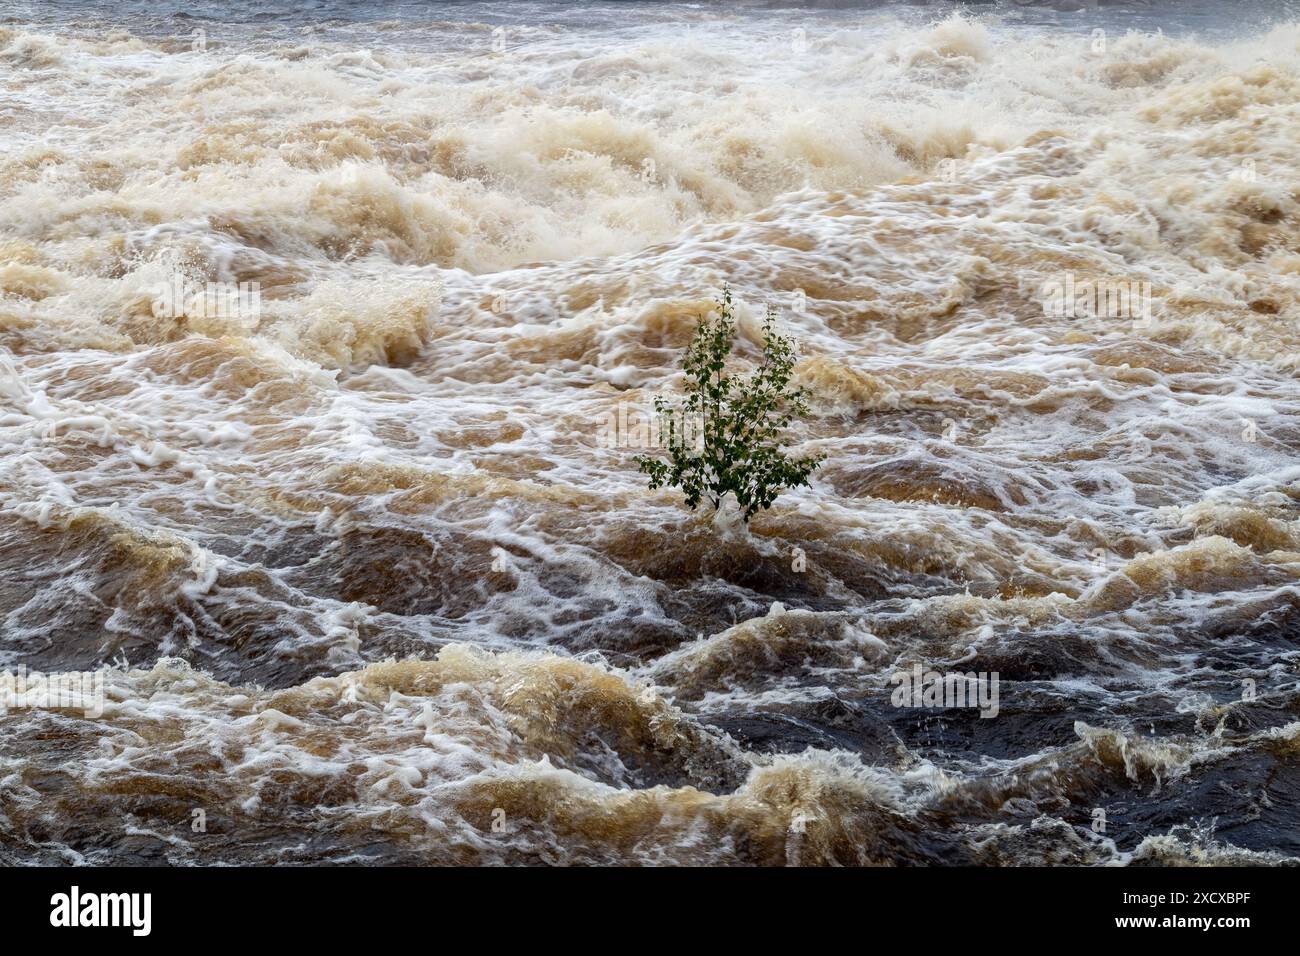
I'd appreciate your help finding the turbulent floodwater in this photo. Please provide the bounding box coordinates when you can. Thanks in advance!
[1,0,1299,866]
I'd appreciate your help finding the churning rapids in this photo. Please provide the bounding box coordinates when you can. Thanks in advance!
[1,0,1299,866]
